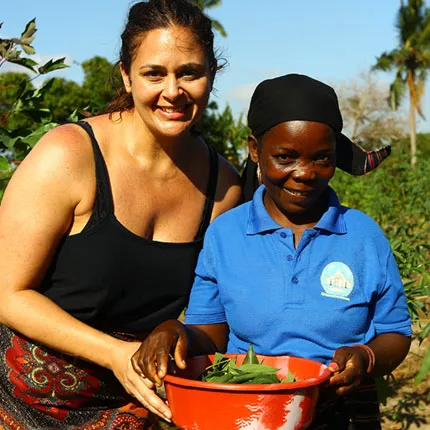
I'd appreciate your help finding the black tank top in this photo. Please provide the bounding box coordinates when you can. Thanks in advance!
[41,121,218,333]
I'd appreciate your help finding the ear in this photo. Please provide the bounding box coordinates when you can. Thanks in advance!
[120,62,132,94]
[248,134,260,164]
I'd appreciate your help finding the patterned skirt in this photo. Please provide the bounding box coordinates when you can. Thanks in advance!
[0,324,157,430]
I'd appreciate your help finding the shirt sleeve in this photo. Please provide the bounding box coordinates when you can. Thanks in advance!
[184,231,226,325]
[373,249,412,336]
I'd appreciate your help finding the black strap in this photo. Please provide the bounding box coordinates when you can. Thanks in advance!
[194,144,218,240]
[72,121,218,239]
[72,121,114,232]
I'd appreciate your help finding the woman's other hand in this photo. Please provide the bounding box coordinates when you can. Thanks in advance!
[110,340,173,422]
[327,346,369,395]
[131,320,188,387]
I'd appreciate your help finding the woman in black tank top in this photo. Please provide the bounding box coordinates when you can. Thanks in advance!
[0,2,241,429]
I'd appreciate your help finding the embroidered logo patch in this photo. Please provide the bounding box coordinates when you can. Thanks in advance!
[320,261,354,301]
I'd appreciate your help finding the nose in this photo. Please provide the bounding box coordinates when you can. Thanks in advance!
[291,161,316,182]
[163,75,181,100]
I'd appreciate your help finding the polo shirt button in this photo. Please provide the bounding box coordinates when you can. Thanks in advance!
[292,276,299,284]
[287,255,293,261]
[280,232,287,238]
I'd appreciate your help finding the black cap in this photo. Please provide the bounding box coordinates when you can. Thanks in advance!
[247,73,391,176]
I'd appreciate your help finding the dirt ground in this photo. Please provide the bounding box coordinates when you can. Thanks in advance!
[380,331,429,430]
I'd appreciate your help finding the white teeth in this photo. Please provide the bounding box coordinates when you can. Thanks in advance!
[160,106,186,113]
[285,189,307,196]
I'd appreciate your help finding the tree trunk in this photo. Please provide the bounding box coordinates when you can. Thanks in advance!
[409,96,417,168]
[407,71,417,168]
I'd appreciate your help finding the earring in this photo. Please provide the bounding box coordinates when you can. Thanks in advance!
[257,163,262,184]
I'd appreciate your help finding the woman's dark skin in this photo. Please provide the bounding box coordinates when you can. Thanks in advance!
[133,120,411,407]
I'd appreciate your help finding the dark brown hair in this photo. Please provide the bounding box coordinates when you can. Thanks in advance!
[102,0,218,114]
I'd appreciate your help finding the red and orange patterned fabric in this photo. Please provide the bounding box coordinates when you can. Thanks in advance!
[0,325,157,429]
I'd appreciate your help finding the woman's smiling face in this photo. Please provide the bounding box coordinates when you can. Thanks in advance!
[120,25,211,140]
[249,120,336,223]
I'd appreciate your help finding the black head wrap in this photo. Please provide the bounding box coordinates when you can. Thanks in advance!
[242,74,391,201]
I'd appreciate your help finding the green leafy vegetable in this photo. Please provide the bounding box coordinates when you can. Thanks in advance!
[198,344,297,384]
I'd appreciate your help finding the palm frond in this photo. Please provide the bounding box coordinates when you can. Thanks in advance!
[191,0,222,11]
[372,50,399,72]
[415,74,426,119]
[418,50,430,69]
[396,0,428,45]
[389,73,406,111]
[202,0,222,8]
[211,19,227,37]
[417,8,430,46]
[190,0,227,37]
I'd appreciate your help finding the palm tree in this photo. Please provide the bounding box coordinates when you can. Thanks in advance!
[191,0,227,37]
[372,0,430,167]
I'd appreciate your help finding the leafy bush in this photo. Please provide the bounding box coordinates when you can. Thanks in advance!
[332,140,429,319]
[332,139,430,386]
[0,19,68,198]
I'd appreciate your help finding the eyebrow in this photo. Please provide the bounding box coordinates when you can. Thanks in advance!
[139,63,205,71]
[139,64,165,71]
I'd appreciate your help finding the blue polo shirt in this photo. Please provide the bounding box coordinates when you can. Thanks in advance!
[185,185,411,364]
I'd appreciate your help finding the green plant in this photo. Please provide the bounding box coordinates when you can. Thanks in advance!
[198,344,296,384]
[416,322,429,384]
[0,19,68,197]
[372,0,430,167]
[332,137,429,389]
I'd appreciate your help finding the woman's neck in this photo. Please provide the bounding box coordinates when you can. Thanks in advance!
[115,110,196,177]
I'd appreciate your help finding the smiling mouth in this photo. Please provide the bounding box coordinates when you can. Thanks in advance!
[283,188,313,197]
[158,105,189,113]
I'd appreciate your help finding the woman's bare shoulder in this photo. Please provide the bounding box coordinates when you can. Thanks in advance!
[3,122,97,211]
[24,122,95,171]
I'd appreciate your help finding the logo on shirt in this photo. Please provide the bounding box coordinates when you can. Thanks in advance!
[320,262,354,301]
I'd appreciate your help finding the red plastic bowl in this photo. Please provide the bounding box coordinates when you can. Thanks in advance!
[164,354,330,430]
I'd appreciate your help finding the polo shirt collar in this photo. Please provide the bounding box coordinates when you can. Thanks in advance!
[247,185,346,235]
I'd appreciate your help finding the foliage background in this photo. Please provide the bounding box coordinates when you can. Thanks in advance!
[1,12,429,426]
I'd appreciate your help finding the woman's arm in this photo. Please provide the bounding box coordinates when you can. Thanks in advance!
[328,333,411,395]
[131,319,229,386]
[0,126,171,420]
[367,332,411,376]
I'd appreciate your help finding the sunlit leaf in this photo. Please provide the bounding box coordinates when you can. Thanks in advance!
[21,18,37,41]
[243,344,259,365]
[38,57,68,74]
[7,57,38,73]
[0,40,11,57]
[0,156,9,171]
[20,122,57,148]
[282,370,297,383]
[32,78,56,99]
[21,44,35,55]
[415,346,429,384]
[419,322,430,343]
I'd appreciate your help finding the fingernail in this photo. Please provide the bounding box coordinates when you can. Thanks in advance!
[328,362,338,372]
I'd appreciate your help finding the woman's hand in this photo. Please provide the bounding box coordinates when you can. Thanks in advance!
[131,320,189,387]
[327,346,369,395]
[109,340,173,422]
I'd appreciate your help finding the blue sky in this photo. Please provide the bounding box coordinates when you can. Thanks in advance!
[2,0,430,132]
